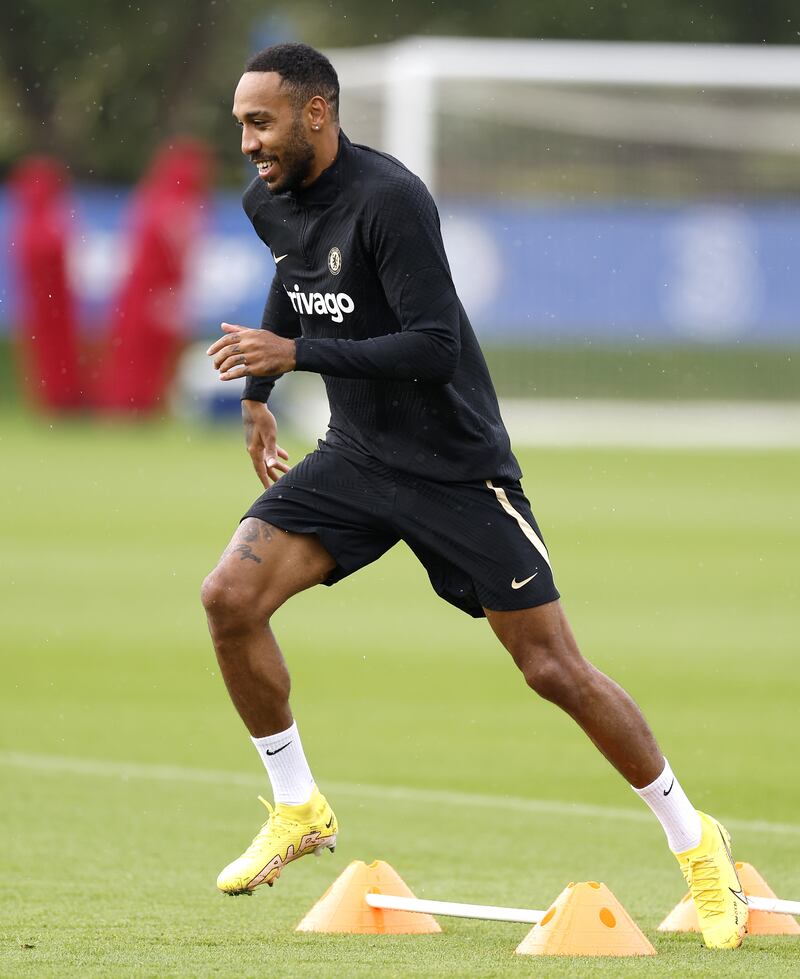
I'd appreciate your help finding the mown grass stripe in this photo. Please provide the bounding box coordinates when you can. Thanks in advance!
[3,749,798,837]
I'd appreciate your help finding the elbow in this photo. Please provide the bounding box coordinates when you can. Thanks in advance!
[401,333,459,384]
[428,363,457,385]
[426,334,460,383]
[421,300,461,383]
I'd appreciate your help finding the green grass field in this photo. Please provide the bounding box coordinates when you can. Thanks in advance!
[1,411,799,977]
[2,338,799,403]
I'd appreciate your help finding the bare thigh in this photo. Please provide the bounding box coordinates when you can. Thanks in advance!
[204,518,337,619]
[483,599,592,703]
[485,600,581,668]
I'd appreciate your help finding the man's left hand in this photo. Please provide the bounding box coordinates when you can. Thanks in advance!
[207,323,297,379]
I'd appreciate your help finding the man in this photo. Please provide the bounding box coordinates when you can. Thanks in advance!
[203,42,747,950]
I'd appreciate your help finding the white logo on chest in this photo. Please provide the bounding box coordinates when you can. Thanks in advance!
[286,283,355,323]
[328,246,342,275]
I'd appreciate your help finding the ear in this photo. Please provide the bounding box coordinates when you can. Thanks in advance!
[307,95,329,131]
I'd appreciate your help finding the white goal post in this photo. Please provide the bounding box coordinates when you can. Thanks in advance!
[327,37,800,193]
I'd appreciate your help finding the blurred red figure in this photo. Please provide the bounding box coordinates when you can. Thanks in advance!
[97,140,212,412]
[10,157,82,411]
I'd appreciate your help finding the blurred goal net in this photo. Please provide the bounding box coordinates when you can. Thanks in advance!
[328,38,800,403]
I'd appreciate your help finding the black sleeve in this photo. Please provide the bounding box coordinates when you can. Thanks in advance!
[294,176,461,384]
[242,274,302,402]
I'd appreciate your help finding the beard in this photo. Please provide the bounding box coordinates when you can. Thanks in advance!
[268,115,315,194]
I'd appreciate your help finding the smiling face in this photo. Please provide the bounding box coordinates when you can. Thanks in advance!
[233,71,320,195]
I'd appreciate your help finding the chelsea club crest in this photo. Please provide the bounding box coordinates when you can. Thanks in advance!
[328,246,342,275]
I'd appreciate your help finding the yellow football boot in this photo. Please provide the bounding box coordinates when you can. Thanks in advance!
[217,786,337,894]
[675,811,748,949]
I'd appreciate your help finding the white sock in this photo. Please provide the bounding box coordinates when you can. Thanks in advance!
[632,758,703,853]
[251,721,315,805]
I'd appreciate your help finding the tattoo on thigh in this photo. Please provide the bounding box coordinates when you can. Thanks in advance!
[222,519,279,564]
[240,521,261,543]
[234,543,262,563]
[240,519,275,545]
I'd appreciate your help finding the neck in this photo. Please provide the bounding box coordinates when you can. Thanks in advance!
[302,127,341,188]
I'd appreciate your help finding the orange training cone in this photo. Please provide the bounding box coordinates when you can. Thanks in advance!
[296,860,442,934]
[657,891,697,933]
[658,862,800,936]
[515,881,656,957]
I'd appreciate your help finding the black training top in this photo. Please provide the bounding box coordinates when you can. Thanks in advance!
[241,131,521,483]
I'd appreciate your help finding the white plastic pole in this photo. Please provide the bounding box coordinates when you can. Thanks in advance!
[365,891,544,924]
[747,895,800,917]
[366,891,800,922]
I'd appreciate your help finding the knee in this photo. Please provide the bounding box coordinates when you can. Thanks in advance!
[201,568,269,634]
[515,641,588,708]
[520,650,570,703]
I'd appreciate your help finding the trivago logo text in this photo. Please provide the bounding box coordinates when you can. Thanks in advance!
[285,284,355,323]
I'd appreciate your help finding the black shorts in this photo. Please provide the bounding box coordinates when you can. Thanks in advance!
[243,441,560,618]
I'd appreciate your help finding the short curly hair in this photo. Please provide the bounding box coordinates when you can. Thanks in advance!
[245,42,339,121]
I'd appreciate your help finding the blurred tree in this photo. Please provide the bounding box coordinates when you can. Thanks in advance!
[1,0,796,185]
[296,0,799,47]
[0,0,265,183]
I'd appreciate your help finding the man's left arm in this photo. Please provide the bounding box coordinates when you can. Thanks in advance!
[292,177,461,383]
[209,177,462,384]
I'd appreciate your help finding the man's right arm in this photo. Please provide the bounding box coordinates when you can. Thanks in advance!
[242,274,302,403]
[242,274,302,487]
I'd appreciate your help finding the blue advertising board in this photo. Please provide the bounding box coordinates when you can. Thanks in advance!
[1,187,798,345]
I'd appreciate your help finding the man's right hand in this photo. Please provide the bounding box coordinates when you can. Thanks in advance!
[242,400,290,488]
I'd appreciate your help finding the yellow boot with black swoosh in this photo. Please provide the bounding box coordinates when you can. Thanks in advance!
[675,811,748,949]
[217,786,337,894]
